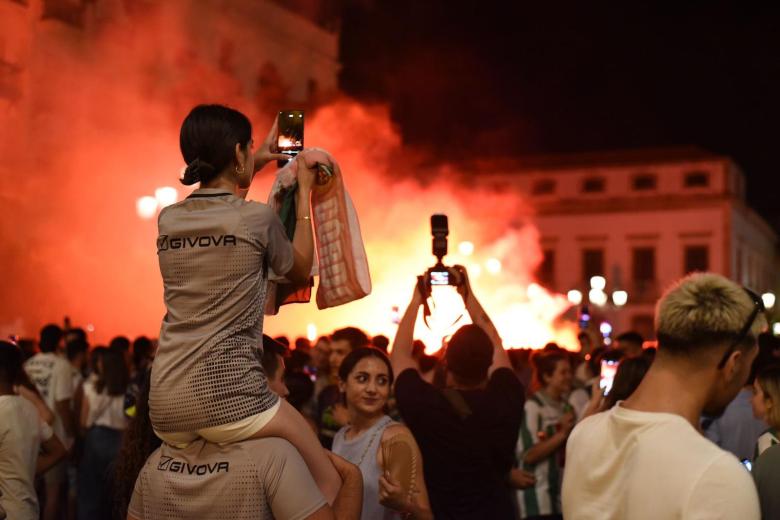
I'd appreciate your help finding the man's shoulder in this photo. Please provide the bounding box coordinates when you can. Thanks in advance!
[395,368,434,395]
[239,199,276,221]
[0,395,36,420]
[24,352,48,366]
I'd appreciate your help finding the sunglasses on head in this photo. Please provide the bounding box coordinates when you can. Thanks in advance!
[717,288,765,369]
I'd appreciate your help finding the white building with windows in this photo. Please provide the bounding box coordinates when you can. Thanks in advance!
[476,147,778,339]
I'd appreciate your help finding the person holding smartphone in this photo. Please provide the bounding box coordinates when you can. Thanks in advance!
[148,104,340,505]
[390,265,527,520]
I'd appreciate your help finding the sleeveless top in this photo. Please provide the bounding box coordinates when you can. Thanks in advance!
[149,189,293,433]
[333,416,401,520]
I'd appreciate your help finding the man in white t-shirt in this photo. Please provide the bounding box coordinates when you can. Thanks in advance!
[0,341,67,520]
[23,324,75,520]
[562,273,764,520]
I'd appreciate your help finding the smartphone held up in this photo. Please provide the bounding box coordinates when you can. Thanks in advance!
[599,359,619,396]
[277,109,304,167]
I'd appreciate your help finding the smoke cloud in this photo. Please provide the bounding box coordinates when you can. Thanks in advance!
[0,3,575,350]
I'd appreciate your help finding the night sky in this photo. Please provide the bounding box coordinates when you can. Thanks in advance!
[339,2,780,228]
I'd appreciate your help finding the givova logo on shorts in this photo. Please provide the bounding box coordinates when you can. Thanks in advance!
[157,235,237,252]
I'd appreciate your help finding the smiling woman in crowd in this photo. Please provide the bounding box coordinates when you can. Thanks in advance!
[332,347,433,520]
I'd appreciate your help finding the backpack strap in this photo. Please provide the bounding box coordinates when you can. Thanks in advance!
[442,388,472,421]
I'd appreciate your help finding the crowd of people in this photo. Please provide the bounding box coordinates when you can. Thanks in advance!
[3,104,780,520]
[3,271,780,519]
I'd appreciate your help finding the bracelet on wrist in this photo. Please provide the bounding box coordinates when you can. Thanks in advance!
[297,215,311,221]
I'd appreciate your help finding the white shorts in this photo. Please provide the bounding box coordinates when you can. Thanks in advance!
[154,399,281,448]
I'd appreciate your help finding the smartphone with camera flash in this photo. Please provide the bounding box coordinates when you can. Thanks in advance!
[429,270,450,286]
[599,359,619,396]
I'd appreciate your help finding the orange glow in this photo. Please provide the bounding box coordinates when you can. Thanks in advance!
[0,9,578,352]
[251,102,579,352]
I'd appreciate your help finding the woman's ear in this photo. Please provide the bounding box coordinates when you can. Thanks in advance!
[338,380,346,394]
[234,142,245,167]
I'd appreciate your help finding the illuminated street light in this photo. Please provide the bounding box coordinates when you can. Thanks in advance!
[486,258,502,275]
[612,290,628,307]
[155,186,179,208]
[774,323,780,337]
[567,290,583,305]
[600,321,613,336]
[136,196,158,219]
[589,289,608,306]
[458,241,475,256]
[762,292,776,310]
[590,276,606,291]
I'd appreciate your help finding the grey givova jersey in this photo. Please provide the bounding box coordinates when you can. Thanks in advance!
[149,189,293,433]
[128,438,326,520]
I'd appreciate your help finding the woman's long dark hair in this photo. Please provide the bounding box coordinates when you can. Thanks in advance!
[113,369,162,519]
[96,348,129,396]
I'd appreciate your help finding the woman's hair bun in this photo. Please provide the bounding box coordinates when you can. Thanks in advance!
[181,158,216,186]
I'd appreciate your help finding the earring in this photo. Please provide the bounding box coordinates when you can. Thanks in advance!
[235,164,245,175]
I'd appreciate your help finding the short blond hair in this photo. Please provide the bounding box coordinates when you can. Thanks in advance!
[655,273,765,355]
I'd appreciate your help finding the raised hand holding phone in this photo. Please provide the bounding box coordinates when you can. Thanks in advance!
[253,117,292,172]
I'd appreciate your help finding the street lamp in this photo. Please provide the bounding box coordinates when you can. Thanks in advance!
[612,290,628,307]
[155,186,179,208]
[589,289,608,306]
[486,258,502,274]
[458,241,474,256]
[136,196,158,220]
[590,276,606,291]
[762,292,776,310]
[567,290,583,305]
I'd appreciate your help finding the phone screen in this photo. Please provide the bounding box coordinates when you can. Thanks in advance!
[741,459,752,472]
[430,271,449,286]
[277,110,304,153]
[600,359,619,396]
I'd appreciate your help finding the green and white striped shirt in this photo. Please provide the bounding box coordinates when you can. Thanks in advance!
[516,391,570,518]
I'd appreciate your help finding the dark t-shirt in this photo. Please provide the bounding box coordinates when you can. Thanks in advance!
[753,443,780,520]
[395,367,525,520]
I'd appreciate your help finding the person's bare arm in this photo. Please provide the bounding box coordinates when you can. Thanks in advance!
[36,434,66,475]
[378,426,433,520]
[325,451,363,520]
[508,468,537,489]
[285,161,316,284]
[79,393,90,433]
[55,398,76,439]
[238,118,293,200]
[523,412,574,466]
[391,282,424,376]
[453,265,511,373]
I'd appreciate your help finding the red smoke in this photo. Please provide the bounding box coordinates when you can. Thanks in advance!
[0,4,576,351]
